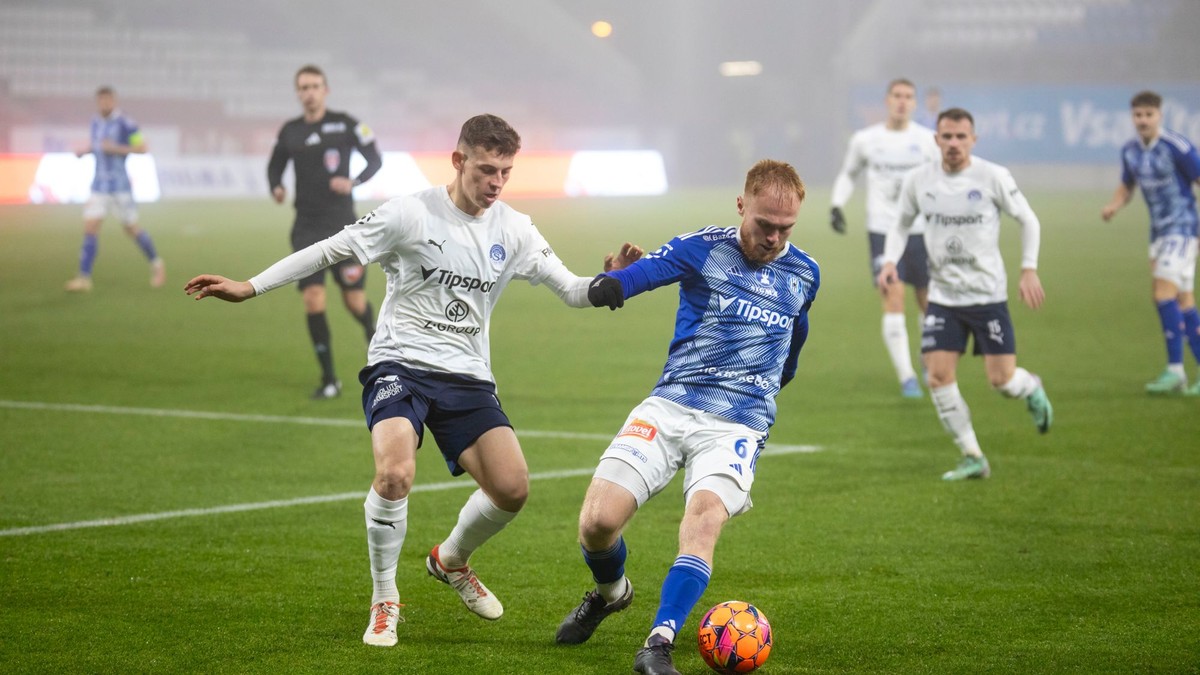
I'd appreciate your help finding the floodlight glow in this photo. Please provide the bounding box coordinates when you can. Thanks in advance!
[30,153,160,203]
[719,61,763,77]
[565,151,668,197]
[591,20,613,38]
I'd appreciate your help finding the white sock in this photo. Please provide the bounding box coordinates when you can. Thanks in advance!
[930,383,983,457]
[882,312,916,382]
[647,625,676,645]
[997,367,1040,399]
[364,487,407,604]
[598,577,629,604]
[437,489,518,569]
[1169,363,1186,379]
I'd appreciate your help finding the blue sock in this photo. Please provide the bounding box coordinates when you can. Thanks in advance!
[1157,299,1184,365]
[135,230,158,261]
[79,233,98,276]
[650,554,711,641]
[1182,307,1200,363]
[582,538,626,584]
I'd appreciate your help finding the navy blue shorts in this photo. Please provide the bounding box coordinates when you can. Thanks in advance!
[920,302,1017,356]
[869,232,929,289]
[359,361,512,476]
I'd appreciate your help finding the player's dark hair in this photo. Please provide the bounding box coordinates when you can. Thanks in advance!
[937,107,975,128]
[886,78,915,94]
[294,64,327,87]
[1130,90,1162,109]
[745,159,806,205]
[96,86,114,97]
[458,114,521,157]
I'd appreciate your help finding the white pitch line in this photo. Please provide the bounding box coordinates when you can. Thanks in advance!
[0,445,819,538]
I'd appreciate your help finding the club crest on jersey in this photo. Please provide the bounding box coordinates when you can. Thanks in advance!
[489,244,506,264]
[788,275,800,295]
[967,189,982,201]
[324,148,341,173]
[618,418,657,441]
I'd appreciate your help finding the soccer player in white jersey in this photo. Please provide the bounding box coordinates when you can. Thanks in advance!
[831,79,939,398]
[1101,90,1200,395]
[65,86,165,292]
[554,160,819,675]
[878,108,1053,481]
[184,114,641,648]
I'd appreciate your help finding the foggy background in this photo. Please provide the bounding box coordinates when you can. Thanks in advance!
[1,0,1197,189]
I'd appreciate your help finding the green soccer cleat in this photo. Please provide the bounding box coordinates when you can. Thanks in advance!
[1184,379,1200,397]
[941,455,990,481]
[1026,381,1053,434]
[1145,370,1186,395]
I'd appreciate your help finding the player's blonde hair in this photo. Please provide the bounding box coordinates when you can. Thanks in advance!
[744,160,806,205]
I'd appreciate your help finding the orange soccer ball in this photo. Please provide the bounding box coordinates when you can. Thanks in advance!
[697,601,772,673]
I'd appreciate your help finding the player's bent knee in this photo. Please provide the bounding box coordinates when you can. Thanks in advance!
[686,476,750,519]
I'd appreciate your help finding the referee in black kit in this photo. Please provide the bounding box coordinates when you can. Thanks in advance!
[268,64,383,399]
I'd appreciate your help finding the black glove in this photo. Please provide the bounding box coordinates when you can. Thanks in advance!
[830,207,847,234]
[588,274,624,310]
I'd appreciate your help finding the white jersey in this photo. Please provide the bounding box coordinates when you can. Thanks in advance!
[831,122,939,234]
[886,156,1041,307]
[338,186,585,382]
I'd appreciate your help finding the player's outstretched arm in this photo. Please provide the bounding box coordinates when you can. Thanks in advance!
[1101,184,1132,221]
[604,242,644,272]
[1018,268,1044,310]
[184,275,255,302]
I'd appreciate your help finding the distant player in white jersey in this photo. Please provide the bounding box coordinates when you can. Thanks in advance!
[878,108,1053,481]
[65,86,165,292]
[554,160,819,675]
[1101,90,1200,395]
[831,78,939,398]
[185,114,641,647]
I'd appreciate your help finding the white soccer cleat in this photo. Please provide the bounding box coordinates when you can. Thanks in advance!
[150,259,166,288]
[426,545,504,620]
[64,276,93,292]
[362,601,402,647]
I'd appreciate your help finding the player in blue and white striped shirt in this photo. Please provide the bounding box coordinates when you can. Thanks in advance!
[65,86,164,292]
[1102,90,1200,395]
[555,160,819,675]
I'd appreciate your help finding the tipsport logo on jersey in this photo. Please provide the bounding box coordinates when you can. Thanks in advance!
[715,295,794,329]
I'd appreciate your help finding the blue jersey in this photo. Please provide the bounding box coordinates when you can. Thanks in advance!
[1119,129,1200,241]
[89,110,141,194]
[607,226,820,432]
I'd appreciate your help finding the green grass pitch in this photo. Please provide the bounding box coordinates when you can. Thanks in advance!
[1,188,1197,673]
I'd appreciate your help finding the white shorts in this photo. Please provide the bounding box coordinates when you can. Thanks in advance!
[1149,234,1197,292]
[83,192,138,223]
[592,396,766,518]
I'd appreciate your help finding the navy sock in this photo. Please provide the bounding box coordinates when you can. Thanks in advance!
[1157,299,1184,365]
[582,537,627,585]
[650,554,711,640]
[79,233,98,276]
[134,230,158,261]
[1182,307,1200,363]
[306,312,336,384]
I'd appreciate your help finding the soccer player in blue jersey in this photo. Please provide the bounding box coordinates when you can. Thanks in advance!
[555,160,818,675]
[65,86,164,292]
[1102,90,1200,395]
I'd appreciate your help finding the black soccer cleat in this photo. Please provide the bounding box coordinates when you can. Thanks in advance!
[632,634,680,675]
[555,581,634,644]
